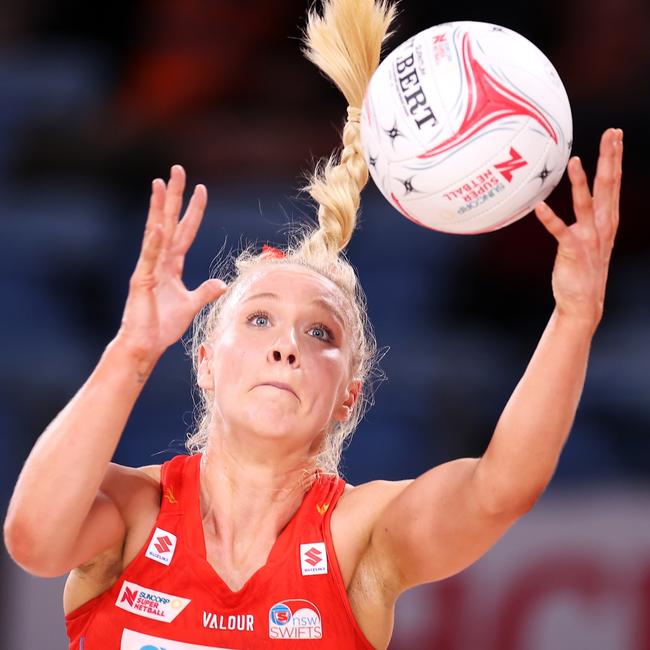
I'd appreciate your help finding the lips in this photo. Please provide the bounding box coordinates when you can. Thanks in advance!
[257,382,298,399]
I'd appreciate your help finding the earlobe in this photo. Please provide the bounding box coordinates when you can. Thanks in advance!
[334,380,361,422]
[197,343,214,391]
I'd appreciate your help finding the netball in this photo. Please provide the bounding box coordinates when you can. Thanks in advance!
[361,21,573,234]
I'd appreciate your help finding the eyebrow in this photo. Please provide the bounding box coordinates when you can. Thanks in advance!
[242,292,346,328]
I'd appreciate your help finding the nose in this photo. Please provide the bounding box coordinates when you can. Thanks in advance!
[271,349,297,364]
[268,328,300,366]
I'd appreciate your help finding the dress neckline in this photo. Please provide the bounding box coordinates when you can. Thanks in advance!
[183,453,316,598]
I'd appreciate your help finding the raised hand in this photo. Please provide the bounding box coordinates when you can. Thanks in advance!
[116,165,228,361]
[534,128,623,329]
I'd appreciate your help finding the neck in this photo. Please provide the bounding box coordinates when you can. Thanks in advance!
[199,433,318,556]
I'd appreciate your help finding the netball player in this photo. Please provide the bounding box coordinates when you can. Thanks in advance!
[4,0,623,648]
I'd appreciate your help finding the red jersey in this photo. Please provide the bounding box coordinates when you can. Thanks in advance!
[65,453,375,649]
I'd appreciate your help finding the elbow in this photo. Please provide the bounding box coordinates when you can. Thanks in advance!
[4,518,68,578]
[3,513,27,565]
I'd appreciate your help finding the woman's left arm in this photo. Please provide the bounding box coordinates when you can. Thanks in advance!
[367,128,623,594]
[475,127,623,512]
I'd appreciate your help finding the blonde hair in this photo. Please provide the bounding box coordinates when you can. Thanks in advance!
[183,0,397,478]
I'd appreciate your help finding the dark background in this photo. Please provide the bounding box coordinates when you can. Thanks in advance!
[0,0,648,646]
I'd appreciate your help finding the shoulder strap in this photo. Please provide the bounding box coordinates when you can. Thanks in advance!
[159,452,207,553]
[159,453,199,514]
[319,474,346,528]
[294,473,345,532]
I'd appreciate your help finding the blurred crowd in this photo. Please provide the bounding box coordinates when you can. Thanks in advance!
[1,0,648,516]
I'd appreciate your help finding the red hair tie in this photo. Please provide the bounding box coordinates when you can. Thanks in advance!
[261,244,286,259]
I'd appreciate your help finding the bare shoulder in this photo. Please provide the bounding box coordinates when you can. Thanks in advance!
[331,478,413,586]
[100,463,161,499]
[335,479,413,533]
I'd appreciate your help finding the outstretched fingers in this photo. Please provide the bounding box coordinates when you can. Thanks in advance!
[133,179,167,283]
[611,129,623,234]
[592,129,619,230]
[535,201,568,242]
[133,167,209,287]
[162,164,187,248]
[173,184,208,255]
[567,157,597,235]
[593,129,617,208]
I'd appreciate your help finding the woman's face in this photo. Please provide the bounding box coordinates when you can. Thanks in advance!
[197,264,360,452]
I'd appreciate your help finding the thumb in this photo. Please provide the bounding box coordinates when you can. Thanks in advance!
[191,279,228,311]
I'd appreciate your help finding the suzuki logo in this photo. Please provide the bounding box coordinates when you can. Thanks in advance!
[304,547,322,566]
[154,535,174,554]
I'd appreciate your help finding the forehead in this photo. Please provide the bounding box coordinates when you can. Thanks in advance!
[232,264,349,325]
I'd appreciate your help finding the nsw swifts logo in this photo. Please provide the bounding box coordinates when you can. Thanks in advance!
[300,542,328,576]
[268,599,322,639]
[146,527,177,565]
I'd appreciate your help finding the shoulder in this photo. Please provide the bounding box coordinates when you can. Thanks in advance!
[336,478,413,527]
[135,463,162,483]
[330,478,413,585]
[333,478,413,548]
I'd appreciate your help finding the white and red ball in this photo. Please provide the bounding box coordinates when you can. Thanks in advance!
[360,21,572,234]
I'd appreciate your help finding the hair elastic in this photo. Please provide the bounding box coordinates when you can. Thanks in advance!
[346,106,361,124]
[261,244,286,259]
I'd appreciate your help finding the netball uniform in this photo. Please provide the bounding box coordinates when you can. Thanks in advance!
[65,453,374,649]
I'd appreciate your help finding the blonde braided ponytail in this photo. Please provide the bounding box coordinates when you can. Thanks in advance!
[185,0,397,478]
[298,0,397,257]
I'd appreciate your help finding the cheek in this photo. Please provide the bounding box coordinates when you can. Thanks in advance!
[311,354,349,399]
[211,333,254,386]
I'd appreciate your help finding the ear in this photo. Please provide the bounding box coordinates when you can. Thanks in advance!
[333,380,362,422]
[196,342,214,391]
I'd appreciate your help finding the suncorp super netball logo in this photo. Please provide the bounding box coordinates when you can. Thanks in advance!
[268,599,322,639]
[115,580,190,623]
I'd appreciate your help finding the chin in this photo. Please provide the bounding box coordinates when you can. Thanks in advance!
[239,408,302,438]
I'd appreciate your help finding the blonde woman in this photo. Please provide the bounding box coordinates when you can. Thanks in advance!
[4,0,622,648]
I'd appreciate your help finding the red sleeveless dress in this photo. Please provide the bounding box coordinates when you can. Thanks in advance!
[65,453,375,649]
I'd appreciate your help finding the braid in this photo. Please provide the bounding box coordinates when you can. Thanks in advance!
[299,0,397,256]
[185,0,397,478]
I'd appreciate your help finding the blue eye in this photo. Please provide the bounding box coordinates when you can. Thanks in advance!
[248,311,270,327]
[246,311,335,344]
[309,323,334,342]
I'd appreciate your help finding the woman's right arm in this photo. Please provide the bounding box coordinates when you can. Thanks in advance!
[3,165,227,577]
[4,340,158,577]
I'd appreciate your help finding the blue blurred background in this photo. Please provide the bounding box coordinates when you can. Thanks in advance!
[1,0,649,648]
